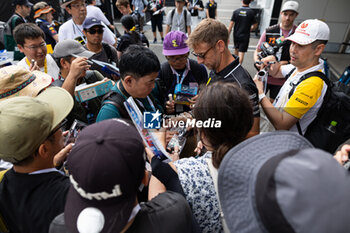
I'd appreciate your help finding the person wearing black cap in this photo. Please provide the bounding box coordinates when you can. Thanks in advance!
[8,0,33,34]
[82,17,119,80]
[5,0,33,61]
[49,119,194,233]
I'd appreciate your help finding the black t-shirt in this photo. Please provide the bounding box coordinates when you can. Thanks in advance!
[86,43,119,79]
[188,0,204,16]
[49,191,194,233]
[231,6,257,40]
[126,191,193,233]
[209,56,260,117]
[205,1,217,19]
[0,168,70,233]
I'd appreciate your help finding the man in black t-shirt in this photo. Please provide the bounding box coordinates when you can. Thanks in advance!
[227,0,257,64]
[188,18,260,137]
[205,0,217,19]
[0,87,73,233]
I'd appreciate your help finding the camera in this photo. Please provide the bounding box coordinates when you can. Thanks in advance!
[257,36,285,60]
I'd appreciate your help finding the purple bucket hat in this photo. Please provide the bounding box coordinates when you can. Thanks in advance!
[163,31,189,56]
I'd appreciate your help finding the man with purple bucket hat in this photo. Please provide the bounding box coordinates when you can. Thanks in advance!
[156,30,208,115]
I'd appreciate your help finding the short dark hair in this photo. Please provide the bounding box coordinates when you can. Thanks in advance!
[119,45,160,80]
[311,40,328,49]
[243,0,251,5]
[193,81,253,169]
[13,23,45,46]
[55,56,73,69]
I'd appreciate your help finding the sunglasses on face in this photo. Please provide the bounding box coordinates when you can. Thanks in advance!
[87,28,104,34]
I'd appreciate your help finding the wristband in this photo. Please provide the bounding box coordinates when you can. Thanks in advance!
[259,93,266,103]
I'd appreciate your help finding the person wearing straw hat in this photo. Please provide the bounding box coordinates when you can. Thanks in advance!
[0,87,73,233]
[33,1,58,49]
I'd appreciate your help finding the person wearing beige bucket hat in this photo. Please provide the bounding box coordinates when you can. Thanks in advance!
[0,87,73,232]
[0,65,52,102]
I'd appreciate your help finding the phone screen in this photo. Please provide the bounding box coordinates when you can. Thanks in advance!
[64,119,87,146]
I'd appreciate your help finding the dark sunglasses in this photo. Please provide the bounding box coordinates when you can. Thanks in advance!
[47,119,68,138]
[87,28,104,34]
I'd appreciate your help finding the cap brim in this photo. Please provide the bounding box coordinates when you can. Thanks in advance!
[26,2,34,7]
[34,7,55,19]
[0,71,52,102]
[83,23,103,30]
[61,0,75,9]
[163,47,189,56]
[287,33,316,45]
[64,186,135,233]
[73,50,95,59]
[218,131,313,233]
[35,87,73,131]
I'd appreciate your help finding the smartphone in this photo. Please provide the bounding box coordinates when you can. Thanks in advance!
[64,119,87,146]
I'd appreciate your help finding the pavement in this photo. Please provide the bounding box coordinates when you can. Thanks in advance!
[114,0,261,78]
[113,0,348,79]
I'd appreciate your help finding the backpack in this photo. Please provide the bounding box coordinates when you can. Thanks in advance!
[101,91,130,119]
[4,15,24,61]
[170,8,188,33]
[289,71,350,153]
[102,42,114,64]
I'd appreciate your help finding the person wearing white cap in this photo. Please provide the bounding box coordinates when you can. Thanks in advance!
[254,19,330,135]
[254,1,299,102]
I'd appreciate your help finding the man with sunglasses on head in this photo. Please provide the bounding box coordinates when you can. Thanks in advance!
[157,31,207,114]
[83,17,118,80]
[0,87,73,233]
[58,0,117,47]
[14,23,60,81]
[188,18,260,137]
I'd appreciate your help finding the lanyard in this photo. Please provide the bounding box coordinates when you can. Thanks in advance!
[72,21,87,44]
[170,59,190,85]
[176,10,184,31]
[26,57,47,74]
[118,81,156,112]
[279,25,294,38]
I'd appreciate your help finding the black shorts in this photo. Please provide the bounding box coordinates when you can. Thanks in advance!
[234,38,249,52]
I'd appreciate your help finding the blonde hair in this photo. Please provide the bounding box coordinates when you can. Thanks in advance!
[187,19,229,49]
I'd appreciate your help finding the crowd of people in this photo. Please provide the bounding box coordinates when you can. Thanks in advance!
[0,0,349,232]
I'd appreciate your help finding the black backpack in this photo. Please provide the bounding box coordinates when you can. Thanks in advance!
[170,8,188,33]
[289,71,350,153]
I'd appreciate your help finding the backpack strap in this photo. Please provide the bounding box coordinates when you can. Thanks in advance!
[170,9,175,31]
[0,169,9,233]
[288,71,329,99]
[101,91,130,119]
[102,42,113,64]
[288,71,330,136]
[184,9,188,34]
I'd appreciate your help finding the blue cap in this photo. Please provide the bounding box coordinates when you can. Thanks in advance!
[82,17,103,30]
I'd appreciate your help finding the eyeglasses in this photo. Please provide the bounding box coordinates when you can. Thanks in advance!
[47,119,68,138]
[70,2,87,8]
[191,43,216,59]
[166,54,188,62]
[87,28,104,34]
[24,42,47,51]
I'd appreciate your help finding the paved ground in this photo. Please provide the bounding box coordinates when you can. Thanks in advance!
[114,0,260,77]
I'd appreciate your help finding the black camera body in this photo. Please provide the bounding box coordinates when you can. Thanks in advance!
[257,37,286,61]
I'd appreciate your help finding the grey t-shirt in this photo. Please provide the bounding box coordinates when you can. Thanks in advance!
[166,8,191,33]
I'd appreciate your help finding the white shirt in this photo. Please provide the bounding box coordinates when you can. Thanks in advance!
[87,5,111,26]
[17,54,60,81]
[58,19,116,46]
[274,59,327,134]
